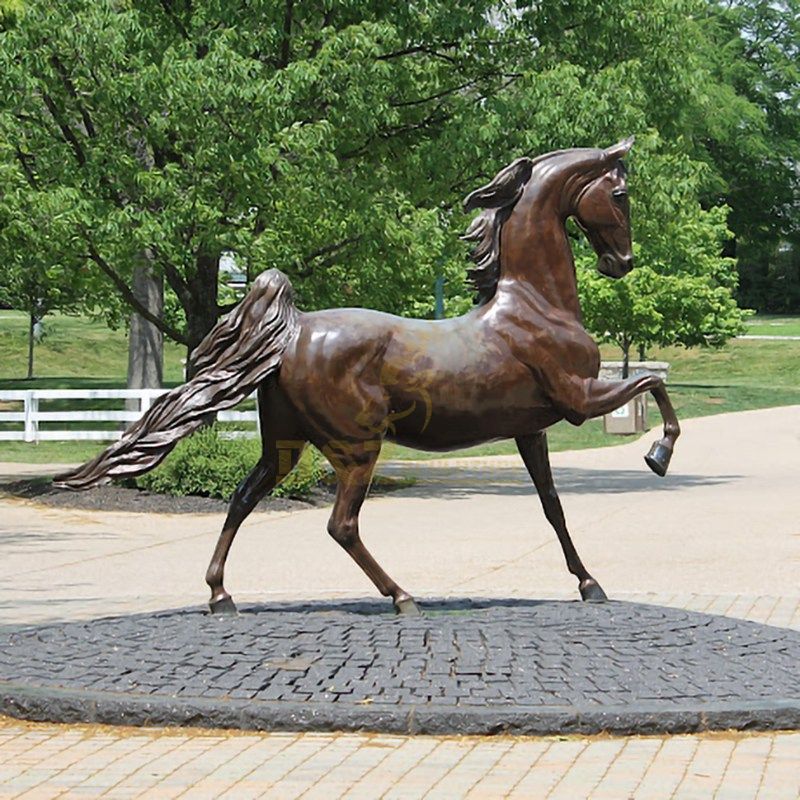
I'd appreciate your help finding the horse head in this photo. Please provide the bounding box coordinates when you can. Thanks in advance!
[462,138,635,305]
[572,137,634,278]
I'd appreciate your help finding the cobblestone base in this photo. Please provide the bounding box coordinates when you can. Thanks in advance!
[1,600,798,736]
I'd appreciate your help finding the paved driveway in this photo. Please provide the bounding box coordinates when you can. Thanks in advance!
[1,406,798,625]
[1,405,799,798]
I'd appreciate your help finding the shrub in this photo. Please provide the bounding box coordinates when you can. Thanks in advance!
[134,425,326,500]
[271,446,327,498]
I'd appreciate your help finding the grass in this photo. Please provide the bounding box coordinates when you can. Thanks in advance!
[744,314,800,337]
[1,310,799,465]
[0,310,187,385]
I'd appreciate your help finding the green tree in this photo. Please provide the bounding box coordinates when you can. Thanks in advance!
[0,0,752,370]
[695,0,800,312]
[578,138,746,372]
[0,176,86,378]
[490,1,751,360]
[0,261,85,380]
[0,0,21,30]
[0,0,514,360]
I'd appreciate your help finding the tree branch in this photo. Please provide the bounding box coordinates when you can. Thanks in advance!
[377,42,459,60]
[159,0,190,39]
[161,257,193,311]
[279,0,294,68]
[14,148,38,188]
[21,98,126,208]
[339,103,451,160]
[309,7,334,58]
[296,236,361,278]
[391,80,475,108]
[86,244,189,345]
[41,91,86,167]
[50,54,96,138]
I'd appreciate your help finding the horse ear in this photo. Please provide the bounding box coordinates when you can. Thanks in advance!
[604,136,635,163]
[463,157,534,211]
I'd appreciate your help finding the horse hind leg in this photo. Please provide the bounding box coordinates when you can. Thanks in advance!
[516,432,607,602]
[326,445,420,615]
[207,385,306,614]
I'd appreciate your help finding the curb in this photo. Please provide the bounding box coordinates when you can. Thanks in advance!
[2,681,800,737]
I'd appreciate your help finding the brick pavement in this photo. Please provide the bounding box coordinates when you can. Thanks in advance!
[1,590,798,798]
[0,717,799,799]
[2,599,799,737]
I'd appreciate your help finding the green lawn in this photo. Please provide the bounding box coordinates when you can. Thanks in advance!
[745,314,800,337]
[0,310,187,386]
[1,310,799,464]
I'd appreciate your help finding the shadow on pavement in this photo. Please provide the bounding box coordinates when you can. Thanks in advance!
[378,465,742,499]
[235,596,558,617]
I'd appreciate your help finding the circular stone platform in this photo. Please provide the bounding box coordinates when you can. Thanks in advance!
[1,600,798,736]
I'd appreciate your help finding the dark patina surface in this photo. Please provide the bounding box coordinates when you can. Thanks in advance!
[55,141,683,615]
[2,600,798,736]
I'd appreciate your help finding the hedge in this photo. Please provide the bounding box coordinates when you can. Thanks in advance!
[134,425,326,500]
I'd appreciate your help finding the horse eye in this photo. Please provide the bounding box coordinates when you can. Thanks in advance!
[612,189,628,200]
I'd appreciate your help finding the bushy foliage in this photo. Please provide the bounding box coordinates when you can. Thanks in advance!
[577,133,748,363]
[2,0,793,356]
[135,425,326,500]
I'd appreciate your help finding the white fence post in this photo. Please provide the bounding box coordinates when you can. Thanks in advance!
[23,391,38,442]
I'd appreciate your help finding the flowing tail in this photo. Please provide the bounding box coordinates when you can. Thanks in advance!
[54,269,299,490]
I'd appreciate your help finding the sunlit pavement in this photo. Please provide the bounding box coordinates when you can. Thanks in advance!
[1,405,798,797]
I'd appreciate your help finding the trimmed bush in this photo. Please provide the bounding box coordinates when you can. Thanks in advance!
[134,425,326,500]
[271,446,327,498]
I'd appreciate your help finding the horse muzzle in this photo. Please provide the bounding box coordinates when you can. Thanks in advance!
[598,253,633,278]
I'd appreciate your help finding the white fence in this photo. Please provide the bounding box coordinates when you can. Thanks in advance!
[0,389,258,442]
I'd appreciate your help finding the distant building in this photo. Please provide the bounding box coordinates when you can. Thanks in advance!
[219,252,247,292]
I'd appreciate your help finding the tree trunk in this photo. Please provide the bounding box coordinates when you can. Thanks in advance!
[184,250,221,380]
[621,337,630,379]
[126,134,164,395]
[638,343,646,361]
[26,311,35,380]
[127,253,163,409]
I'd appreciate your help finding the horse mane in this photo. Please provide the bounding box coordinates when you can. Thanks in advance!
[462,157,535,305]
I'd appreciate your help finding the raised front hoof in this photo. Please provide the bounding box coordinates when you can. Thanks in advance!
[394,596,422,616]
[579,579,608,603]
[645,441,672,477]
[208,594,238,615]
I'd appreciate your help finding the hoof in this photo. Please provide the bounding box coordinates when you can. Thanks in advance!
[579,579,608,603]
[394,596,422,616]
[209,594,238,615]
[645,441,672,477]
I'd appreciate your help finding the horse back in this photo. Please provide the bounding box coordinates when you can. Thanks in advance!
[277,307,563,450]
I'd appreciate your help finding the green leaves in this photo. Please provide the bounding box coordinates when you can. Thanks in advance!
[577,134,746,357]
[0,0,772,358]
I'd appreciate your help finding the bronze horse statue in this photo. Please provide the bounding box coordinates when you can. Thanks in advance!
[56,138,680,615]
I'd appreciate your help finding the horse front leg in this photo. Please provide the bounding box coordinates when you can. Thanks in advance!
[642,380,681,477]
[544,364,680,476]
[516,432,607,601]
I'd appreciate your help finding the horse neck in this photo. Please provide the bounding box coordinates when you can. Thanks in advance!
[498,184,581,318]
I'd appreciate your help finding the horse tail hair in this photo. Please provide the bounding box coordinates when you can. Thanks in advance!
[53,269,299,490]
